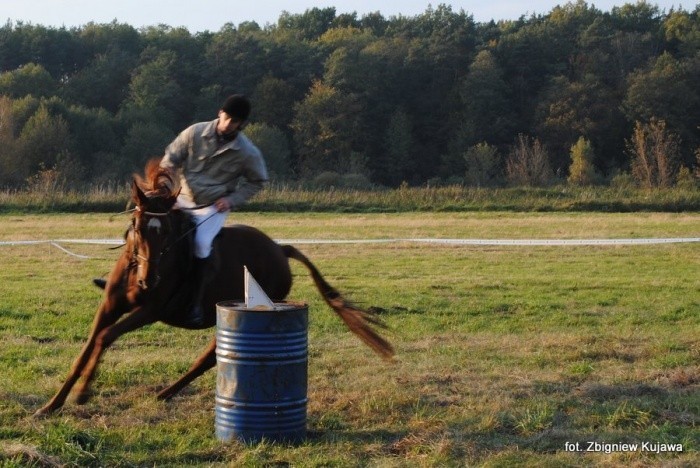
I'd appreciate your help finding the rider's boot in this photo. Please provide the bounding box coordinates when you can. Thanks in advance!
[181,256,214,327]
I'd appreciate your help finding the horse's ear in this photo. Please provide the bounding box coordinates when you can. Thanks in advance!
[131,179,148,206]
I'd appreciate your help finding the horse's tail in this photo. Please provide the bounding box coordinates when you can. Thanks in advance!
[281,244,395,360]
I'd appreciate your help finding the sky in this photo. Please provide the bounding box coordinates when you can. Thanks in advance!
[0,1,687,32]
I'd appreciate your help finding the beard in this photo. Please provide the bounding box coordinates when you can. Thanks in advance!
[219,129,238,142]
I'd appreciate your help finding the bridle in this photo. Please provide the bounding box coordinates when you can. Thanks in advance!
[128,207,171,289]
[126,204,218,289]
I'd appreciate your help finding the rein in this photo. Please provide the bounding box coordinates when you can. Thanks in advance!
[136,206,170,217]
[124,204,218,290]
[125,203,218,260]
[110,202,217,251]
[160,209,217,256]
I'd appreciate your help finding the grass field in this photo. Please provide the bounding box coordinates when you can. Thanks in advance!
[0,212,698,467]
[2,184,700,214]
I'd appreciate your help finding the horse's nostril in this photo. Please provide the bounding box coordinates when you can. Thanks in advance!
[138,279,148,290]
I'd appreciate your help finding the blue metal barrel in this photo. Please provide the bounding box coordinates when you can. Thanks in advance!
[215,301,308,443]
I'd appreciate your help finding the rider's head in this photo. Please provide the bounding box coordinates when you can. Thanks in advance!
[221,94,251,122]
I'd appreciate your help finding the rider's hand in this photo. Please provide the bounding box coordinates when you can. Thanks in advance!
[214,198,231,212]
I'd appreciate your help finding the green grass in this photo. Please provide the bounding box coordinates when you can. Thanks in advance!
[0,212,698,466]
[1,184,699,213]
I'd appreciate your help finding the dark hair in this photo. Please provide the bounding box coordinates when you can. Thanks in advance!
[221,94,251,121]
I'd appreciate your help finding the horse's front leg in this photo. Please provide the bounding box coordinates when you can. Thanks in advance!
[34,301,126,416]
[157,337,217,401]
[73,305,158,405]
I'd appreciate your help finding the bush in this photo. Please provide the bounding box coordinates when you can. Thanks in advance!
[311,171,341,188]
[676,166,698,190]
[340,173,373,189]
[609,171,635,190]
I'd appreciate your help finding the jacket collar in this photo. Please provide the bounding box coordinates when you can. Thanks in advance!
[201,119,242,151]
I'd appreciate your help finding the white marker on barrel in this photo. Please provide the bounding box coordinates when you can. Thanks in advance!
[244,265,275,310]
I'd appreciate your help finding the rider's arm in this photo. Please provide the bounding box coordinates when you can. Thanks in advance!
[160,126,195,170]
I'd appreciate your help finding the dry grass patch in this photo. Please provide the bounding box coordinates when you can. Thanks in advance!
[1,441,62,467]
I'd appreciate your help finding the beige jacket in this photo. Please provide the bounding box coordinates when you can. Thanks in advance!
[160,119,268,207]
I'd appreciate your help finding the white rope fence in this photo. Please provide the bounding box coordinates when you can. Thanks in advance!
[405,237,700,246]
[1,237,698,259]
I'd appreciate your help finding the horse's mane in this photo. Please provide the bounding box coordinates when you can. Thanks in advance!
[134,158,178,199]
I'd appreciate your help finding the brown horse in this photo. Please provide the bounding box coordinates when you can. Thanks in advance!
[35,159,393,416]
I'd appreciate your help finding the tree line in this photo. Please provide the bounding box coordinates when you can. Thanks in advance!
[0,1,698,190]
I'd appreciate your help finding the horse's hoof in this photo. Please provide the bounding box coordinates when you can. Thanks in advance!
[156,390,173,401]
[33,406,54,417]
[75,392,91,405]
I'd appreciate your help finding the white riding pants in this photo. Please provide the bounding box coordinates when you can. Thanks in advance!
[175,197,228,259]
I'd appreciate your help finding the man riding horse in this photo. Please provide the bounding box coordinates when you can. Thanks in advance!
[33,96,394,416]
[161,94,267,326]
[36,158,393,415]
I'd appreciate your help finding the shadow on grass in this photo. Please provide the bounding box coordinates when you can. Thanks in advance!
[0,308,32,320]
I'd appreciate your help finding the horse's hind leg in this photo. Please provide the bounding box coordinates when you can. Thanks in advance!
[157,337,217,401]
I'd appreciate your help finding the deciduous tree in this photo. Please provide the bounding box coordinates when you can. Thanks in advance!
[0,96,19,185]
[0,63,56,98]
[464,143,502,187]
[627,119,681,188]
[290,81,361,176]
[506,134,553,186]
[245,123,293,180]
[16,104,73,182]
[623,52,699,162]
[567,136,600,186]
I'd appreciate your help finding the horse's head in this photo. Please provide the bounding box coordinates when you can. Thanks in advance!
[127,159,180,291]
